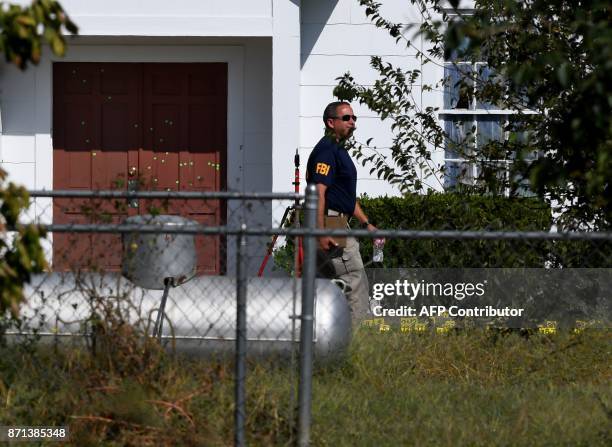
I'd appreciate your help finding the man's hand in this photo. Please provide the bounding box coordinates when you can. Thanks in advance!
[366,223,385,245]
[366,223,378,232]
[318,236,338,251]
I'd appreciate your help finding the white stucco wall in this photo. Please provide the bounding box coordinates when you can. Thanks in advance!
[300,0,445,196]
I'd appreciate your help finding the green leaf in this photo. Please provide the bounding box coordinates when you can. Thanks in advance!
[556,62,569,87]
[50,35,64,56]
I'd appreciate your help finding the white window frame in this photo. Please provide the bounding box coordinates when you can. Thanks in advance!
[439,25,537,196]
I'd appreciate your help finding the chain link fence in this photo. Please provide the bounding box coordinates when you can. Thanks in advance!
[3,186,611,445]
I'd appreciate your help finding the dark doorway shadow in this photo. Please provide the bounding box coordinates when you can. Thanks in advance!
[300,0,339,69]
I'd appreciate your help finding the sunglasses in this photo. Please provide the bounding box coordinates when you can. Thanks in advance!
[332,114,357,122]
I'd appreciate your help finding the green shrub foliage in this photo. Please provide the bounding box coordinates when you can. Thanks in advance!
[356,193,553,268]
[274,193,558,272]
[0,169,46,317]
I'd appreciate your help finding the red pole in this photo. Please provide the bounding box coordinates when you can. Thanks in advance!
[257,149,303,277]
[293,150,303,277]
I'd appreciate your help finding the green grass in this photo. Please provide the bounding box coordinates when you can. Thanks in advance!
[0,328,610,446]
[311,329,611,446]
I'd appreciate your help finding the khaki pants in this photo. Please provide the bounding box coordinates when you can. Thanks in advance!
[316,236,371,325]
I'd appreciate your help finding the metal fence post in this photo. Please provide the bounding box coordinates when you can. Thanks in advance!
[235,224,247,447]
[297,184,318,446]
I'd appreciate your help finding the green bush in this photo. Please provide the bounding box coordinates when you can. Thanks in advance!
[274,192,612,270]
[274,193,553,272]
[548,238,612,268]
[0,169,46,319]
[356,192,553,268]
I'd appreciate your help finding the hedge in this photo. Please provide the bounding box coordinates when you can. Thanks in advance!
[274,192,611,271]
[355,193,552,268]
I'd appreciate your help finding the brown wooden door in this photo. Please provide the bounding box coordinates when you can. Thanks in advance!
[53,62,227,274]
[140,63,226,274]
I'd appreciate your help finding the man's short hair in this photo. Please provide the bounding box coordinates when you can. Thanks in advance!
[323,101,350,128]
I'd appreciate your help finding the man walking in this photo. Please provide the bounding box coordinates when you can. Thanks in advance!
[306,101,379,324]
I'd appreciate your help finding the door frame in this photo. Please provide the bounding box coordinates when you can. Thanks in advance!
[41,43,244,273]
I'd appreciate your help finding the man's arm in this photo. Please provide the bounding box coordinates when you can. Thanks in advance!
[316,183,338,250]
[353,201,378,232]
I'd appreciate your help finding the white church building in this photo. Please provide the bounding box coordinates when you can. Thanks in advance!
[0,0,465,272]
